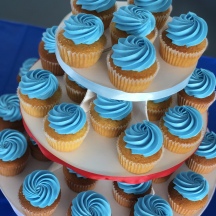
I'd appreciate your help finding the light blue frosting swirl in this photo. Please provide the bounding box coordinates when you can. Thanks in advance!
[23,170,60,208]
[117,180,152,195]
[163,106,203,139]
[0,129,27,162]
[173,171,209,201]
[134,194,173,216]
[48,103,87,134]
[19,58,37,77]
[64,13,104,45]
[112,5,155,36]
[71,190,111,216]
[166,12,208,47]
[76,0,116,13]
[19,69,59,100]
[0,94,22,122]
[93,95,132,120]
[134,0,172,12]
[67,167,86,178]
[124,120,163,157]
[111,35,156,71]
[68,75,86,89]
[184,68,216,98]
[30,137,37,146]
[42,26,57,53]
[152,96,171,104]
[195,131,216,159]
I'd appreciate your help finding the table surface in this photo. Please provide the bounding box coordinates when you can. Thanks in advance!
[0,20,216,216]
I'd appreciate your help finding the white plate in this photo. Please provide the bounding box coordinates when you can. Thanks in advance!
[21,60,208,183]
[0,157,215,216]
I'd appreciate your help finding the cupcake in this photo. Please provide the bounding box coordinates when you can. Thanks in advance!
[147,95,172,121]
[110,5,157,45]
[159,105,204,154]
[152,173,173,184]
[63,166,97,193]
[71,0,116,29]
[0,129,29,176]
[128,0,172,30]
[19,170,61,216]
[186,131,216,174]
[117,120,163,174]
[89,95,132,137]
[168,171,209,215]
[17,58,37,82]
[67,190,111,216]
[39,26,64,76]
[65,74,87,104]
[130,194,173,216]
[28,137,50,161]
[57,13,106,68]
[177,68,216,113]
[18,69,62,117]
[159,12,208,67]
[107,35,159,93]
[44,103,89,152]
[112,180,152,208]
[0,93,24,132]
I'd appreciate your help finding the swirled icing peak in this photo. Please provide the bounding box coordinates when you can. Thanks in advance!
[67,167,86,178]
[134,194,173,216]
[184,68,216,98]
[93,95,132,120]
[76,0,116,13]
[0,129,27,162]
[124,120,163,157]
[163,106,203,139]
[68,75,86,89]
[19,69,59,100]
[23,170,60,208]
[64,13,104,45]
[0,94,22,122]
[48,103,86,134]
[111,35,156,71]
[195,131,216,159]
[152,95,171,104]
[71,190,111,216]
[19,58,37,77]
[42,26,57,53]
[134,0,172,12]
[166,12,208,47]
[173,171,209,201]
[112,5,155,36]
[117,180,152,195]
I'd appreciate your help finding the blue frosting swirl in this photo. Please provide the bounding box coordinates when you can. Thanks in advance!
[19,69,59,100]
[112,5,155,37]
[0,94,22,122]
[23,170,60,208]
[67,167,86,178]
[71,190,111,216]
[152,96,171,104]
[173,171,209,201]
[42,26,57,53]
[166,12,208,47]
[111,35,156,72]
[93,95,132,120]
[124,120,163,157]
[30,137,37,146]
[76,0,116,13]
[0,129,27,162]
[185,68,216,98]
[68,75,86,89]
[48,103,86,134]
[163,106,203,139]
[117,180,152,195]
[19,58,37,77]
[134,0,172,13]
[64,13,104,45]
[195,131,216,159]
[134,194,173,216]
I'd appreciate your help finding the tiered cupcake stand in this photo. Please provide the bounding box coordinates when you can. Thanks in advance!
[0,1,216,215]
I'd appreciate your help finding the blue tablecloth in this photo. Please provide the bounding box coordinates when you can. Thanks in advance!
[0,20,215,215]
